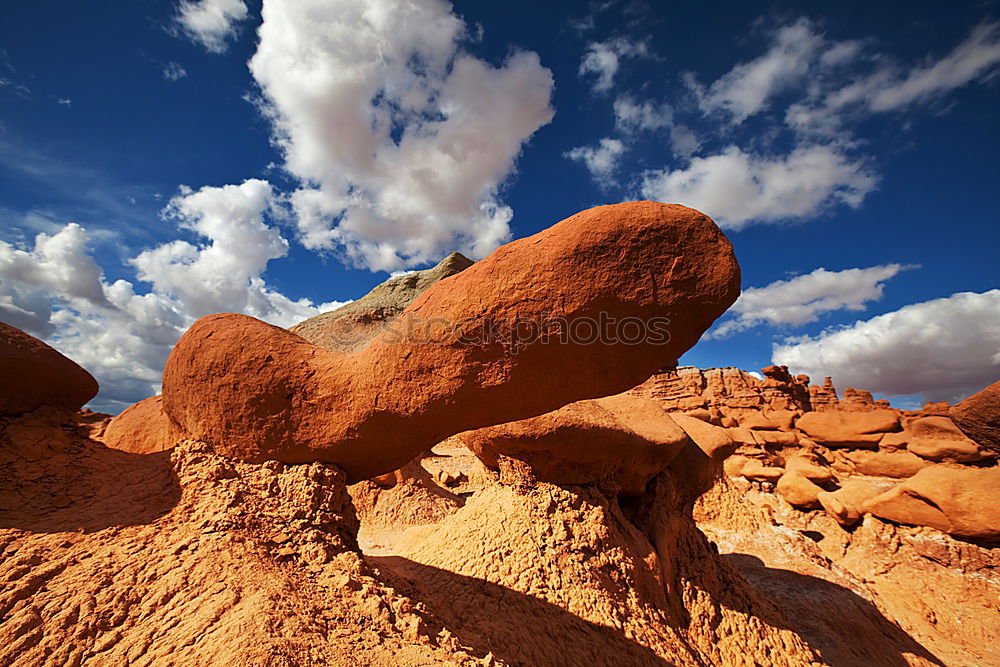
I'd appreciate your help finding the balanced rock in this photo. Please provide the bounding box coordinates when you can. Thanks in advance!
[459,393,690,495]
[291,251,474,353]
[0,321,98,416]
[864,466,1000,543]
[162,202,740,480]
[102,396,181,455]
[950,380,1000,453]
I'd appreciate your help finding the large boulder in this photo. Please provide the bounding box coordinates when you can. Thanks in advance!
[0,321,98,416]
[290,251,474,353]
[906,416,990,463]
[102,396,181,455]
[950,380,1000,454]
[864,466,1000,543]
[776,470,824,509]
[162,202,741,481]
[459,393,691,495]
[796,409,899,448]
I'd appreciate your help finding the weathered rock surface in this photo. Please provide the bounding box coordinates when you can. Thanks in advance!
[162,202,740,480]
[950,380,1000,453]
[776,470,825,509]
[0,321,98,416]
[102,395,181,454]
[291,251,474,353]
[906,416,990,463]
[796,409,899,447]
[459,392,690,495]
[865,466,1000,543]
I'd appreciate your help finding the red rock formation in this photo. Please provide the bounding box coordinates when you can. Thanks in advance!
[102,395,181,454]
[795,409,899,448]
[0,321,98,415]
[864,466,1000,543]
[632,365,811,414]
[950,380,1000,453]
[808,376,840,411]
[906,415,990,463]
[162,202,741,480]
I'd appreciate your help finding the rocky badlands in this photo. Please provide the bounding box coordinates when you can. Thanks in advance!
[1,202,998,666]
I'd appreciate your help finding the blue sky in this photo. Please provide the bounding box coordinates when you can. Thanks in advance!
[1,0,998,412]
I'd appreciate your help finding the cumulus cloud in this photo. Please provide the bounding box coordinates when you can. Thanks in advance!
[710,263,913,337]
[641,144,877,229]
[174,0,249,53]
[579,37,649,92]
[564,138,626,186]
[249,0,555,273]
[772,290,1000,403]
[0,181,346,412]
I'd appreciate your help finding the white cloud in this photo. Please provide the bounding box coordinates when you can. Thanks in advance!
[788,21,1000,136]
[613,96,672,132]
[773,290,1000,403]
[174,0,249,53]
[57,98,71,107]
[0,181,347,412]
[564,138,625,186]
[710,263,913,337]
[248,0,554,273]
[641,144,877,229]
[870,21,1000,110]
[579,37,648,92]
[690,19,826,123]
[163,62,188,81]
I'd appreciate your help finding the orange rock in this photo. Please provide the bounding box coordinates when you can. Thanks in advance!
[817,480,889,526]
[864,466,1000,543]
[102,396,181,455]
[740,459,785,483]
[776,470,824,509]
[878,431,909,452]
[907,416,990,463]
[839,450,930,478]
[162,202,741,480]
[796,409,898,448]
[737,412,781,430]
[784,455,836,484]
[0,321,98,416]
[670,413,736,459]
[950,380,1000,453]
[753,430,798,446]
[459,393,690,495]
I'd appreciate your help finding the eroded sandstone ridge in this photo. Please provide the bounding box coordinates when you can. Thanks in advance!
[2,201,998,666]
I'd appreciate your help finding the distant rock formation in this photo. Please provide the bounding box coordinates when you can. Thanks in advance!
[291,251,474,353]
